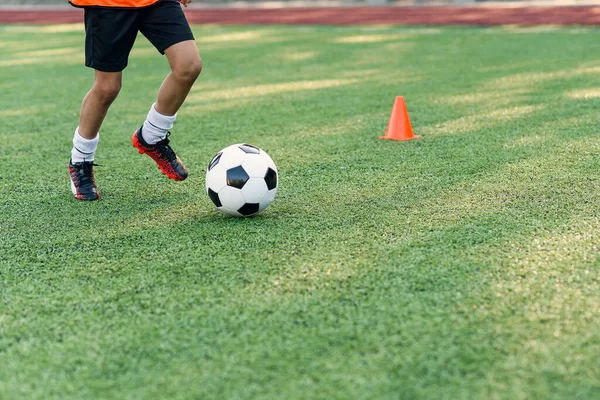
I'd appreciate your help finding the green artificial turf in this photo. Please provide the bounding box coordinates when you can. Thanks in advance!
[1,23,600,399]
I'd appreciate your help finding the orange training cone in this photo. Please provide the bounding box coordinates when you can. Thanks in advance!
[379,96,420,141]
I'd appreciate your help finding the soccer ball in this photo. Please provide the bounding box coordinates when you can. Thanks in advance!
[206,143,278,217]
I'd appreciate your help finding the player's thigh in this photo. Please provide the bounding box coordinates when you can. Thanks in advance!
[84,7,140,72]
[138,0,195,55]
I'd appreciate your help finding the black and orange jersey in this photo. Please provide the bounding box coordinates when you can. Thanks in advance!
[69,0,160,7]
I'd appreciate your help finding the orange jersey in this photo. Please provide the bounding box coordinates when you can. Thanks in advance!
[69,0,160,7]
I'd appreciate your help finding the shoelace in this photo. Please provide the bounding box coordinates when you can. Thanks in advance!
[75,162,99,186]
[153,132,177,161]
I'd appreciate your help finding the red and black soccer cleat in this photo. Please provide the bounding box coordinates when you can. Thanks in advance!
[132,127,188,181]
[69,159,100,201]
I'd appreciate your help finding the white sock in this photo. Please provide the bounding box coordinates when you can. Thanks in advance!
[71,128,99,163]
[142,103,177,145]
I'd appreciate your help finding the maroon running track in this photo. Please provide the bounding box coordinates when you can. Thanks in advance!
[2,6,600,26]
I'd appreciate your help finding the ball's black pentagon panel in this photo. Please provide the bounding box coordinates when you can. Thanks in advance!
[264,168,277,190]
[208,152,222,171]
[226,165,250,189]
[239,144,260,154]
[238,203,260,216]
[207,188,222,207]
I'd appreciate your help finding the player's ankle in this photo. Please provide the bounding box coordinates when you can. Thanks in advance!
[142,102,176,145]
[71,127,98,163]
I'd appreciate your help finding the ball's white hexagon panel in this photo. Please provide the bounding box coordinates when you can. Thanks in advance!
[241,155,269,178]
[217,185,246,211]
[217,145,247,169]
[241,177,269,204]
[205,164,227,193]
[259,189,277,212]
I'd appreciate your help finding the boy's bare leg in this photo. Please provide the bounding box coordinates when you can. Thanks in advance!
[132,41,200,181]
[79,70,123,139]
[155,40,202,116]
[70,70,120,201]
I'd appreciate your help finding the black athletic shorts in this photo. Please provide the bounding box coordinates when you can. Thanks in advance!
[83,0,195,72]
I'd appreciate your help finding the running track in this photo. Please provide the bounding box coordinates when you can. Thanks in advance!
[1,6,600,26]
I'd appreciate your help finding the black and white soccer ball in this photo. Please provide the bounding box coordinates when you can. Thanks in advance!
[206,143,278,217]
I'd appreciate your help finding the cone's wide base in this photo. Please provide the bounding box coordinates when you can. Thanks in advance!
[379,134,421,141]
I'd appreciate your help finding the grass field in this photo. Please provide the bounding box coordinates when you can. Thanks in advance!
[1,23,600,399]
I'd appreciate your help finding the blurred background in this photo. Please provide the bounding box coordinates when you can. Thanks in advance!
[3,0,600,7]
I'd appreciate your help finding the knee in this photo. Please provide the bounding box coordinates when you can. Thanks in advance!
[93,79,121,106]
[173,57,202,84]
